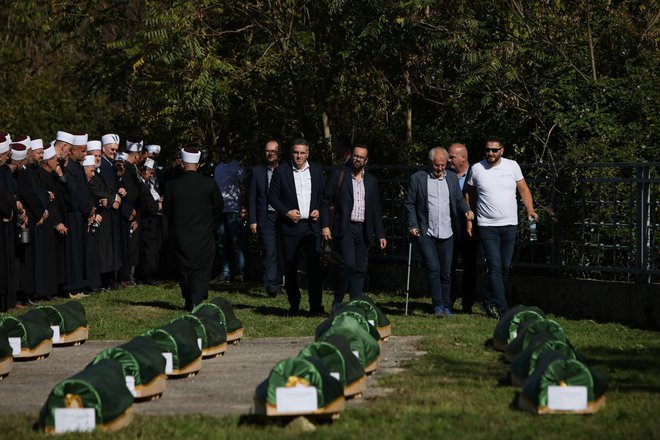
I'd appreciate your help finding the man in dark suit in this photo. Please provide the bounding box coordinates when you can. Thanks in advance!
[163,147,223,310]
[448,143,479,313]
[248,139,282,297]
[404,146,473,318]
[321,144,387,312]
[268,138,325,316]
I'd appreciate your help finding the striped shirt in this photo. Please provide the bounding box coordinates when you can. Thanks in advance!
[350,172,366,222]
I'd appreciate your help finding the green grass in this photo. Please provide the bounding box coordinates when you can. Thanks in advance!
[2,282,660,439]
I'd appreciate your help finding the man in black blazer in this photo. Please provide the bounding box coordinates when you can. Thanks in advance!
[404,147,473,318]
[268,138,325,316]
[163,147,223,310]
[321,144,387,312]
[248,139,282,297]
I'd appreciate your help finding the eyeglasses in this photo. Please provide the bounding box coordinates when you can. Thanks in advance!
[352,154,367,162]
[485,148,501,153]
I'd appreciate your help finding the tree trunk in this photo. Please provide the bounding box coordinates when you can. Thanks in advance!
[404,69,413,146]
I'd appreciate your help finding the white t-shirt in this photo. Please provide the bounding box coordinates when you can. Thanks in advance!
[467,158,523,226]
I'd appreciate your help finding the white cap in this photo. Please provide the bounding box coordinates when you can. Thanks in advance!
[43,146,57,160]
[10,144,28,161]
[145,144,161,154]
[115,152,128,161]
[0,132,11,143]
[181,148,201,164]
[14,135,31,150]
[82,155,96,167]
[73,133,88,145]
[0,137,10,154]
[49,140,55,148]
[101,134,120,146]
[56,131,75,144]
[30,139,44,150]
[126,140,143,152]
[86,140,102,152]
[144,158,155,169]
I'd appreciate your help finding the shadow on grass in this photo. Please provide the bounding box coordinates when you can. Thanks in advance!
[117,300,183,311]
[580,345,660,393]
[252,305,295,317]
[373,299,434,316]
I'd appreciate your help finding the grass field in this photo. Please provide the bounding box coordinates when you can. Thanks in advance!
[2,281,659,439]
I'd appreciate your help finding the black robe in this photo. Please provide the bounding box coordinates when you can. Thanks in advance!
[64,160,94,291]
[0,165,17,310]
[163,170,223,307]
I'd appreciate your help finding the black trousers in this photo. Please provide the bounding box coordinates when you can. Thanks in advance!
[281,222,322,312]
[333,222,369,304]
[451,229,480,311]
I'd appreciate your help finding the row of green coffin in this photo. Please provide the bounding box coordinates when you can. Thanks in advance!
[254,296,391,417]
[38,296,243,433]
[0,301,89,379]
[492,305,609,414]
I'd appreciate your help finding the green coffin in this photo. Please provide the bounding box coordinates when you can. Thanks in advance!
[193,297,243,335]
[39,359,133,431]
[171,314,227,351]
[298,339,365,390]
[0,309,53,350]
[317,314,380,370]
[35,301,88,334]
[255,356,344,410]
[349,295,391,327]
[141,320,202,373]
[91,336,166,387]
[315,307,380,342]
[511,338,576,383]
[0,326,11,360]
[507,319,566,357]
[493,305,545,347]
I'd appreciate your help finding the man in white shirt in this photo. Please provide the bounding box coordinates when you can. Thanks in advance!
[268,139,325,316]
[465,136,538,319]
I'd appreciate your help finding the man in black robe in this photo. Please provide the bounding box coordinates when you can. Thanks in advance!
[0,134,22,311]
[163,147,223,310]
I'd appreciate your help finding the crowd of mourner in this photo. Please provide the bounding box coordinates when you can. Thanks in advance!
[0,131,537,320]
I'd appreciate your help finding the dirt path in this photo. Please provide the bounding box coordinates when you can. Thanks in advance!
[0,336,425,416]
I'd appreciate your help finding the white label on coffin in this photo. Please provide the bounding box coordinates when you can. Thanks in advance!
[330,372,340,381]
[276,386,318,413]
[162,352,173,374]
[125,375,136,397]
[54,408,96,433]
[197,338,202,350]
[368,319,375,326]
[51,325,61,343]
[547,386,588,411]
[352,350,360,359]
[8,337,21,355]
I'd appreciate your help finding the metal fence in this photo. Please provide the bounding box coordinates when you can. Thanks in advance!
[362,162,659,284]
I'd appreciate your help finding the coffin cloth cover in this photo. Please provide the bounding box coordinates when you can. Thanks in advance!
[255,356,344,410]
[315,307,381,342]
[171,314,227,351]
[349,295,391,328]
[192,297,243,335]
[520,352,608,410]
[0,308,53,350]
[507,319,567,357]
[35,301,88,335]
[511,338,577,383]
[90,336,166,388]
[39,359,134,431]
[493,305,545,347]
[141,320,201,372]
[0,326,11,360]
[317,314,380,370]
[298,339,365,390]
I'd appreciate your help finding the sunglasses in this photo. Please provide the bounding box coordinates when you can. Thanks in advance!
[485,148,501,153]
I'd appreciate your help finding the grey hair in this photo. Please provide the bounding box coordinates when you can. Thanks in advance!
[428,146,449,162]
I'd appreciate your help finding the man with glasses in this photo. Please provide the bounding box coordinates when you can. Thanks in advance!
[268,138,325,316]
[405,147,473,318]
[321,144,387,312]
[464,136,538,319]
[248,139,283,297]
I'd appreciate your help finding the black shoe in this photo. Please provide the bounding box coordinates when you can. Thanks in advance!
[287,307,302,317]
[480,303,500,319]
[308,306,326,317]
[267,289,279,298]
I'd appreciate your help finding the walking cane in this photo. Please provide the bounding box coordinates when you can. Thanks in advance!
[405,241,412,316]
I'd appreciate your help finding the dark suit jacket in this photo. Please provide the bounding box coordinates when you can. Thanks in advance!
[321,164,385,241]
[404,168,470,238]
[268,161,324,236]
[248,162,278,229]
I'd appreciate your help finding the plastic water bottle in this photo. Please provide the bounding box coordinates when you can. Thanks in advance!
[528,218,537,242]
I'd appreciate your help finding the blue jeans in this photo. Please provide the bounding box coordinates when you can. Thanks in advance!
[417,234,454,309]
[479,225,517,313]
[217,212,245,279]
